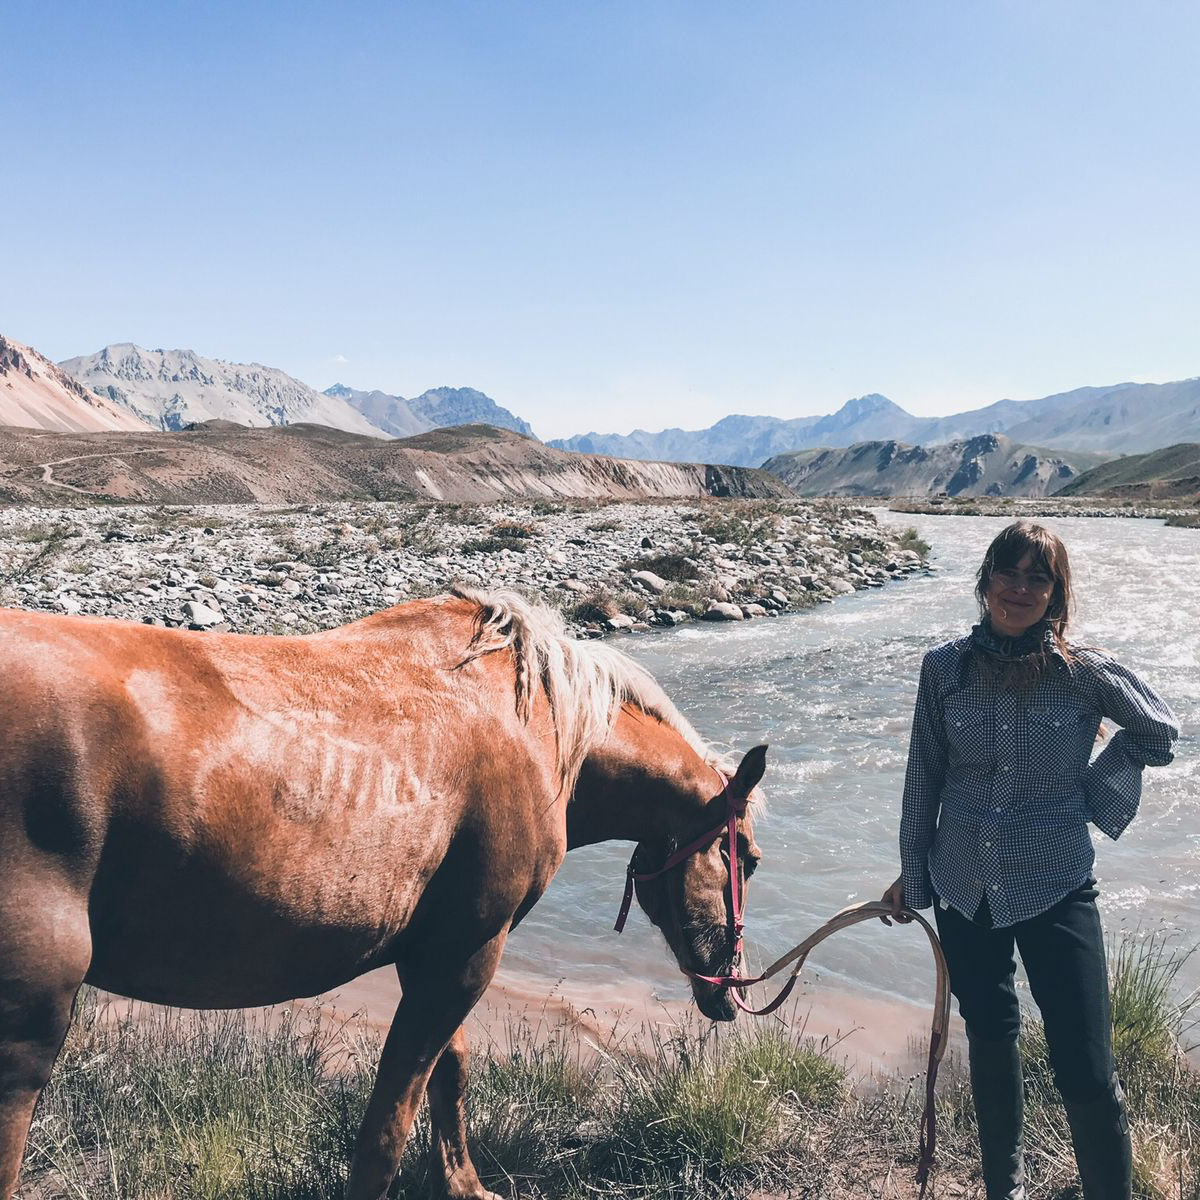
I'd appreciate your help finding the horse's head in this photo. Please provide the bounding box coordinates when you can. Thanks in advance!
[631,744,766,1021]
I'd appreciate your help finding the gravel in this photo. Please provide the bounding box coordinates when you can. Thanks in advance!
[0,500,928,638]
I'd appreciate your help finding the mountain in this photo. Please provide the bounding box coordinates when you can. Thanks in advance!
[325,383,536,439]
[323,384,429,438]
[1056,443,1200,500]
[1000,379,1200,454]
[0,335,150,433]
[551,378,1200,465]
[552,395,911,466]
[0,422,792,506]
[762,434,1110,498]
[59,345,386,438]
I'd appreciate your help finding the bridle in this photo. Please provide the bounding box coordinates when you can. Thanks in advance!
[611,764,950,1196]
[613,767,778,1014]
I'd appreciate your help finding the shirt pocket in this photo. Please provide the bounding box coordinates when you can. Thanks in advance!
[1025,706,1086,776]
[943,701,990,765]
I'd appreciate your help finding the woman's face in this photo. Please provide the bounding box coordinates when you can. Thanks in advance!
[985,551,1054,637]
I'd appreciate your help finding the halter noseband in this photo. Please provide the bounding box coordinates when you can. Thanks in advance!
[613,768,762,999]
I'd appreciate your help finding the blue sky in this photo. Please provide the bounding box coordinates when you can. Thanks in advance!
[2,2,1198,439]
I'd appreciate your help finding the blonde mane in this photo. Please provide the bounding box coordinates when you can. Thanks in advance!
[453,586,741,793]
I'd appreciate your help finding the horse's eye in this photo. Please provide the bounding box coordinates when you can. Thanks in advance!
[736,834,759,877]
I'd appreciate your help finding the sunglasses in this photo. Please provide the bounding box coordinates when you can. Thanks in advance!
[992,567,1054,593]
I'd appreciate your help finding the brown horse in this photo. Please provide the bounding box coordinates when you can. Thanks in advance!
[0,587,765,1200]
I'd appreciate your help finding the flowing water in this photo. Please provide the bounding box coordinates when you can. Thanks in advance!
[501,513,1199,1030]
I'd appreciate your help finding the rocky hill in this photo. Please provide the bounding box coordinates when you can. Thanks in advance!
[552,377,1200,465]
[325,383,534,439]
[59,344,386,437]
[762,434,1109,498]
[0,422,791,506]
[0,335,149,433]
[1056,443,1200,500]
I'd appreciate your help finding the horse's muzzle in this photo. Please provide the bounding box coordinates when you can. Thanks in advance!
[691,975,737,1021]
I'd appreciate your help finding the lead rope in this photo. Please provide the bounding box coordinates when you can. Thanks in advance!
[691,900,950,1196]
[613,771,949,1194]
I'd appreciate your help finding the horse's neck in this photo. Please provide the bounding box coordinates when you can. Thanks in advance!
[566,707,711,850]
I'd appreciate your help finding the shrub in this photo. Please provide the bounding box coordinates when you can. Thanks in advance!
[896,527,931,558]
[621,551,700,582]
[461,536,530,555]
[566,590,617,623]
[698,512,780,547]
[489,519,540,540]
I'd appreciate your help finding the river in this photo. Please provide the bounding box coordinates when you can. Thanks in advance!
[494,512,1198,1047]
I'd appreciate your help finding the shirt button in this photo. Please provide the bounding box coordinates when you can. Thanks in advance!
[1000,724,1009,731]
[984,840,992,848]
[992,884,1001,892]
[993,806,1002,813]
[1002,765,1011,772]
[1054,720,1062,728]
[955,721,963,728]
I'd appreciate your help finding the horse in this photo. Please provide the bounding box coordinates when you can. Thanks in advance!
[0,587,765,1200]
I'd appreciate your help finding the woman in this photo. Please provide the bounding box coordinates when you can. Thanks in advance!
[882,521,1179,1200]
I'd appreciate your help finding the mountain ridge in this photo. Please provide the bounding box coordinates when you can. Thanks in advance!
[323,383,535,439]
[1057,442,1200,500]
[550,378,1200,465]
[59,344,388,438]
[762,434,1110,498]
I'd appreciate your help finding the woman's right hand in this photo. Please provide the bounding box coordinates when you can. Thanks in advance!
[879,874,913,925]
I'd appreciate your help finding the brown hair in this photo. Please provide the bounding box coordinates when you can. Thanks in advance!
[975,521,1076,676]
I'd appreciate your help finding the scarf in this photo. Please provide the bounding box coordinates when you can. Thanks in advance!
[969,618,1056,691]
[969,618,1055,661]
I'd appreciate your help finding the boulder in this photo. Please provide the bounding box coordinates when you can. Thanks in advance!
[630,569,668,594]
[702,602,744,621]
[182,600,222,628]
[606,613,636,630]
[741,603,768,618]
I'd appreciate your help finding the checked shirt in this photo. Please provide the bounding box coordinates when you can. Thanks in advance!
[899,636,1179,928]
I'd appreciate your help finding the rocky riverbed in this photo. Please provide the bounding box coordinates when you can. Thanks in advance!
[0,499,927,636]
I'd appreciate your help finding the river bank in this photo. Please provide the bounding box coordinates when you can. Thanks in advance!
[0,497,926,636]
[889,493,1200,522]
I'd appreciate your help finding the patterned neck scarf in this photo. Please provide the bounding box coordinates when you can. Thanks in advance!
[970,617,1055,662]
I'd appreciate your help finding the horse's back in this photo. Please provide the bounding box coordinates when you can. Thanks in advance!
[0,599,563,1008]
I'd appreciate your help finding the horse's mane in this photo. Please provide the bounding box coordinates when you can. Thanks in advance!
[453,586,744,796]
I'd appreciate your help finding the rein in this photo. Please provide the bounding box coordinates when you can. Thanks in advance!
[612,769,951,1196]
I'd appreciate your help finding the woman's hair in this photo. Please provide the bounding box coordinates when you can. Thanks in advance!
[975,520,1075,667]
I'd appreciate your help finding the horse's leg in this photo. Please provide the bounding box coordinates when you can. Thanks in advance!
[0,885,91,1200]
[426,1026,501,1200]
[345,933,506,1200]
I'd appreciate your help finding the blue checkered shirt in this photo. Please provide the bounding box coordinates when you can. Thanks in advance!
[899,636,1179,928]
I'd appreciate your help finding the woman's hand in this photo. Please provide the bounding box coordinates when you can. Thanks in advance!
[880,875,913,925]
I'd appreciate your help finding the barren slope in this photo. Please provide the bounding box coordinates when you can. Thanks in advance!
[0,422,792,506]
[0,335,150,433]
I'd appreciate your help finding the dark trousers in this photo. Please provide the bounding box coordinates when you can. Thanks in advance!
[933,880,1115,1101]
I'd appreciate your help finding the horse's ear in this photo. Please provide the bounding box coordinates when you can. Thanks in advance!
[729,744,768,799]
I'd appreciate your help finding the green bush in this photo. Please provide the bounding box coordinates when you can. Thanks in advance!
[620,551,699,582]
[896,527,930,558]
